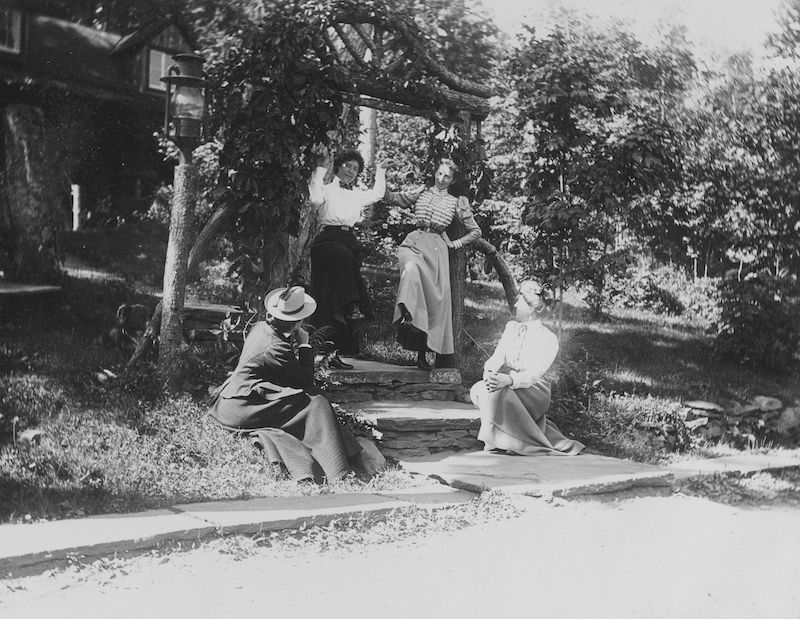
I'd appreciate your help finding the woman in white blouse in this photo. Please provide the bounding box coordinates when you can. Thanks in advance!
[308,150,390,366]
[470,280,585,456]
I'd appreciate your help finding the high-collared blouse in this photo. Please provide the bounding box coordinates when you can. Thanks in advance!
[308,166,387,228]
[386,186,481,246]
[483,320,559,389]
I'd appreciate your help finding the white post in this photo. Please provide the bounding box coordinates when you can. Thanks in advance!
[71,184,81,231]
[358,106,377,170]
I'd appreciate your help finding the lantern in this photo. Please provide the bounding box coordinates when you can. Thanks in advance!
[161,53,207,145]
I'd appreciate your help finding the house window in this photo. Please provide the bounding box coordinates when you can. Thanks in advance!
[0,7,21,54]
[147,49,170,91]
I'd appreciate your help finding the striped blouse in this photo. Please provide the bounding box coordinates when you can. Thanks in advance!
[386,187,482,246]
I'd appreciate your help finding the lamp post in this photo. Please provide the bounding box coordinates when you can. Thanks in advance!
[158,53,207,390]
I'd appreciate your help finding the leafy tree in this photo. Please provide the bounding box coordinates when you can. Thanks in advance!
[502,15,683,316]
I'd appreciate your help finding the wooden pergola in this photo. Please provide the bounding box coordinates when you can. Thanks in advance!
[320,8,517,369]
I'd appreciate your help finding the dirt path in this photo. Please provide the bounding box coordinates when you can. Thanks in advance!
[2,490,799,619]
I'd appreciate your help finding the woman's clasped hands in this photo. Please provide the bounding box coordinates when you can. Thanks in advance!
[484,370,512,392]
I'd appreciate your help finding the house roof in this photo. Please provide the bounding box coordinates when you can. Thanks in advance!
[24,15,126,93]
[0,13,193,101]
[111,17,196,55]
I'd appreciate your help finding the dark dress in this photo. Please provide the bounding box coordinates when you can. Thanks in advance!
[307,167,386,355]
[207,321,360,480]
[309,226,372,354]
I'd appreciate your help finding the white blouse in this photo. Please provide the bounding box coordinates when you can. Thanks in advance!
[483,320,559,389]
[308,166,387,227]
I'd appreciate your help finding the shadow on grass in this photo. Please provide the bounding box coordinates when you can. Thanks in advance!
[0,477,164,523]
[562,322,800,405]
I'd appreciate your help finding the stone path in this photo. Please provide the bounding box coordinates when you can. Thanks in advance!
[400,450,674,497]
[0,483,474,577]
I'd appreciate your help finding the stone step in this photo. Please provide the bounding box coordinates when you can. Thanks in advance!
[325,358,464,404]
[352,399,482,461]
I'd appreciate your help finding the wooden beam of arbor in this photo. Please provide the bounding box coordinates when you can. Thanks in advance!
[351,23,377,55]
[339,69,490,119]
[331,10,496,101]
[323,30,348,65]
[331,23,370,68]
[345,94,437,120]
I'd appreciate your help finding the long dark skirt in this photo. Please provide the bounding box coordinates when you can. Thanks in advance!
[310,227,371,355]
[208,391,360,480]
[470,379,584,456]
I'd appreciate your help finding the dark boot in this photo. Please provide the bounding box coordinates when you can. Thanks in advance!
[416,351,431,371]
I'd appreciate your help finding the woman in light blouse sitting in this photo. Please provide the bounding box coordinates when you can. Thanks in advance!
[385,158,481,370]
[470,280,585,456]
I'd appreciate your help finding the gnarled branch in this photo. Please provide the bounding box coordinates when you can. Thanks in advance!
[472,238,518,313]
[331,22,370,68]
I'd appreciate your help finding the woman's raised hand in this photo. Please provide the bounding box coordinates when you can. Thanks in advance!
[377,158,395,169]
[312,143,333,169]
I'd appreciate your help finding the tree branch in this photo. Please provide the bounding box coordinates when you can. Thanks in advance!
[473,238,518,313]
[332,23,370,68]
[125,202,238,373]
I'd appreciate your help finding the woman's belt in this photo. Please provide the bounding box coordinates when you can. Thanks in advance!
[417,223,443,233]
[323,224,354,232]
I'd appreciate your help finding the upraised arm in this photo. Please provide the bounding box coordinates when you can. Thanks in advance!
[308,166,328,207]
[384,185,425,208]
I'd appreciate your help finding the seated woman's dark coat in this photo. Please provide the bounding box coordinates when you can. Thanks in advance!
[208,321,356,480]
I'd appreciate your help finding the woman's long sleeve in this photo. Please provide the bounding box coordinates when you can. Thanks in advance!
[384,187,423,208]
[508,327,559,389]
[453,196,481,246]
[482,322,512,378]
[308,166,328,207]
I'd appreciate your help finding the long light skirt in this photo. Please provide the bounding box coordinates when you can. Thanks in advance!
[392,230,453,354]
[470,379,585,456]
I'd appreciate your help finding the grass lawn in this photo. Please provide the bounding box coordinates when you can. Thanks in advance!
[1,234,799,524]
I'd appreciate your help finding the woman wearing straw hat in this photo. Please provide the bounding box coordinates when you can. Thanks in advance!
[207,286,360,481]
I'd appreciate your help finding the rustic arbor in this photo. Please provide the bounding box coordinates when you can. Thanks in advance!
[129,1,517,375]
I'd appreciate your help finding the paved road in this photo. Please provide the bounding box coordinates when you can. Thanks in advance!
[2,493,799,619]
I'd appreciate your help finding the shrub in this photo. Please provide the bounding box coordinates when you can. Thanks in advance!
[714,268,800,372]
[609,259,721,323]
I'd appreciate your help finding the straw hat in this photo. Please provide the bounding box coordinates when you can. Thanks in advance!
[264,286,317,321]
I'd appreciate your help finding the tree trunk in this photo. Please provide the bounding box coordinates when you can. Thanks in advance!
[444,218,467,369]
[287,199,321,287]
[158,161,198,391]
[126,202,236,374]
[263,227,290,292]
[1,104,66,282]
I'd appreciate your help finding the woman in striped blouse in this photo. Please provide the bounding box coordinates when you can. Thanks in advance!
[386,159,481,370]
